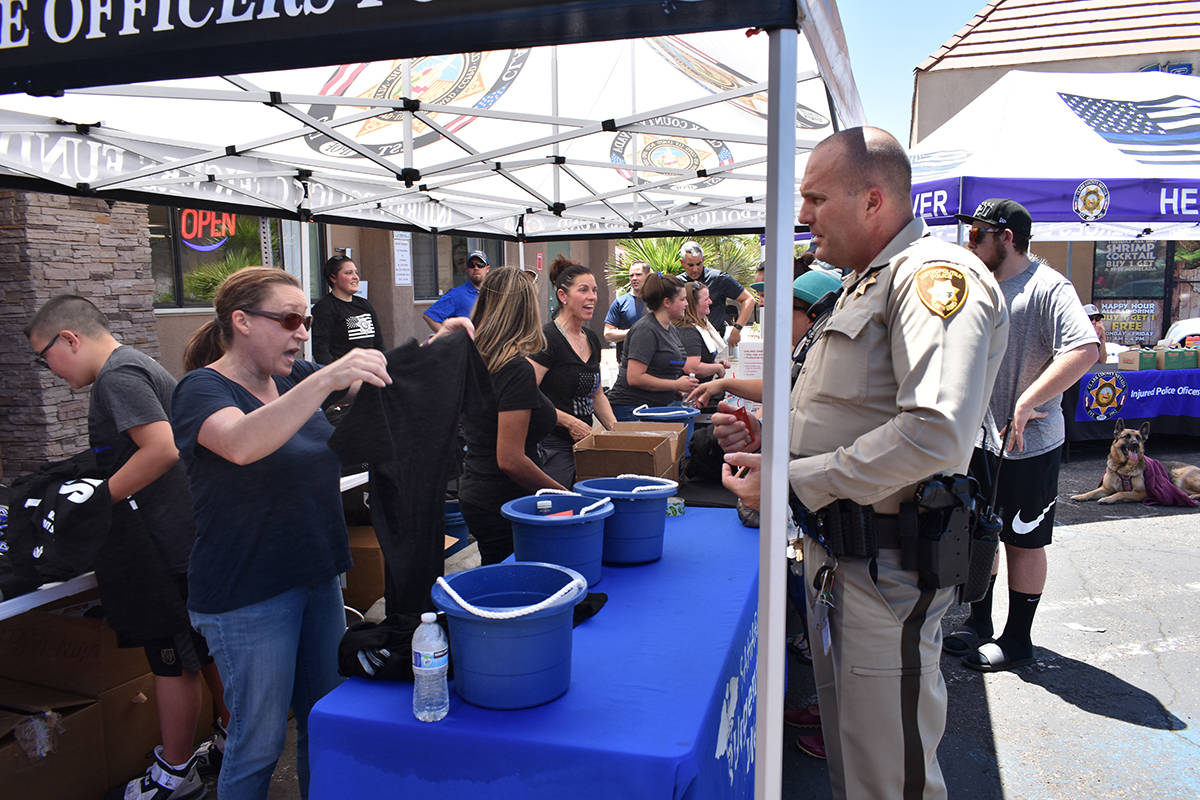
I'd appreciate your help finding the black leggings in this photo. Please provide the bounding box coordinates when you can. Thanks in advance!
[459,499,515,565]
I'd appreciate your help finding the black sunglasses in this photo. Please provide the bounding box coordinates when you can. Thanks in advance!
[242,308,313,331]
[967,225,1003,246]
[33,332,60,369]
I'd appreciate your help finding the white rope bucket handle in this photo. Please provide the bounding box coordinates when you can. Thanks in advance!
[434,575,586,620]
[617,473,680,493]
[632,403,695,419]
[533,488,613,516]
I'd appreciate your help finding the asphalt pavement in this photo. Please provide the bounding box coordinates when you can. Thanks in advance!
[784,436,1200,799]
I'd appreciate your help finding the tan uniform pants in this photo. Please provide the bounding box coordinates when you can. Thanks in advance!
[803,536,954,800]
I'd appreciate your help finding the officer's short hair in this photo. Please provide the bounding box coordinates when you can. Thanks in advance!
[821,127,911,201]
[680,241,703,259]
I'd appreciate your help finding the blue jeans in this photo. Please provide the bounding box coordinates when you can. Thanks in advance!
[190,577,345,800]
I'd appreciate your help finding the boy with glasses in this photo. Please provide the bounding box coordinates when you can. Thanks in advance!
[25,295,228,800]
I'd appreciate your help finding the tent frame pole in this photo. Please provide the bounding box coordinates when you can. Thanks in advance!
[755,25,796,800]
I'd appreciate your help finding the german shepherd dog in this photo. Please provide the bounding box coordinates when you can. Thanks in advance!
[1071,420,1200,504]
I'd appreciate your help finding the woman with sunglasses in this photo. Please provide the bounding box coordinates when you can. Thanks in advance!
[459,266,566,564]
[529,256,617,487]
[606,271,699,421]
[170,266,392,800]
[677,281,731,397]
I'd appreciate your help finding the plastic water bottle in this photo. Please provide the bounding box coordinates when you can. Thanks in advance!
[412,612,449,722]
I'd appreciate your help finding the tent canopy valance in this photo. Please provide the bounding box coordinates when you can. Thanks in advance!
[0,1,863,241]
[909,70,1200,241]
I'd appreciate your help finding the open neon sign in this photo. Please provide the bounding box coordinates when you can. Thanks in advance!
[180,209,237,252]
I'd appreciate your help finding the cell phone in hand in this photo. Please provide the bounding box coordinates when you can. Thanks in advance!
[730,406,760,451]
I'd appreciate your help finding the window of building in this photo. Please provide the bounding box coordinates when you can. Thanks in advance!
[151,206,285,307]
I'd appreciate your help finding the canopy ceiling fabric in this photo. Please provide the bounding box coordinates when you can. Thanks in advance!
[0,6,864,240]
[909,69,1200,241]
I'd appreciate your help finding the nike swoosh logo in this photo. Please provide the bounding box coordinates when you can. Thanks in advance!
[1011,500,1056,535]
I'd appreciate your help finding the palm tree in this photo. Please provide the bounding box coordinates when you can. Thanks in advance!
[604,234,761,294]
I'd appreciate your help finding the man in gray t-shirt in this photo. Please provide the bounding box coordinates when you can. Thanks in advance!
[945,199,1099,673]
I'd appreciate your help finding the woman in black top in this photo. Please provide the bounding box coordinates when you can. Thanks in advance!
[677,280,731,386]
[310,255,384,365]
[531,256,617,487]
[605,271,699,421]
[459,267,564,564]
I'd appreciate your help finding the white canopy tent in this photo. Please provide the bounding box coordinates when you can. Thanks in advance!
[0,28,860,240]
[0,2,865,795]
[909,69,1200,242]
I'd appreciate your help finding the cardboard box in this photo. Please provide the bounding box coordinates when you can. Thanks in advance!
[0,678,106,800]
[610,421,687,467]
[574,432,675,483]
[1118,349,1157,371]
[343,526,385,613]
[0,591,150,697]
[1156,347,1198,370]
[98,672,158,788]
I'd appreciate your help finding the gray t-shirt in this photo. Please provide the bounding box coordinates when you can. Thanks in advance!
[607,313,687,407]
[90,346,196,573]
[979,259,1098,459]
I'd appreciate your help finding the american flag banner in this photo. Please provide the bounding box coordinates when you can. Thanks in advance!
[1059,92,1200,166]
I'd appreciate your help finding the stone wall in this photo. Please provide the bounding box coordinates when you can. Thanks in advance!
[0,191,155,480]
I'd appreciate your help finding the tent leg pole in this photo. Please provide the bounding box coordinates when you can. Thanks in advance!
[756,25,796,800]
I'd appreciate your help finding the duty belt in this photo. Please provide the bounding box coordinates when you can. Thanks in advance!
[796,498,943,560]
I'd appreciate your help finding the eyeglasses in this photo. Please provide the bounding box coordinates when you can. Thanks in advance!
[33,333,60,369]
[467,260,489,270]
[241,308,312,331]
[793,302,812,314]
[967,225,1003,246]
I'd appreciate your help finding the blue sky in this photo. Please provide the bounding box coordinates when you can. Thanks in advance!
[835,0,991,143]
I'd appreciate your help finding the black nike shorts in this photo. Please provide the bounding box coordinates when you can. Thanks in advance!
[970,445,1061,549]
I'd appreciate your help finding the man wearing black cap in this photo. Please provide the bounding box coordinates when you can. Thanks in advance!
[946,198,1099,672]
[423,249,491,332]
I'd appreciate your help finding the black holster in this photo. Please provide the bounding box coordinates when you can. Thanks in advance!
[902,474,1000,598]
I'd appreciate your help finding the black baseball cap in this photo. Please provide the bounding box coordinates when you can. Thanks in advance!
[955,198,1032,240]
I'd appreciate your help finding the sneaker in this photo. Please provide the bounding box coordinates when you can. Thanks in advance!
[195,720,226,781]
[120,745,205,800]
[783,705,821,728]
[794,731,827,760]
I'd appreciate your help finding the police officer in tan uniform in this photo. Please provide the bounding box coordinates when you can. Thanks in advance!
[719,127,1009,799]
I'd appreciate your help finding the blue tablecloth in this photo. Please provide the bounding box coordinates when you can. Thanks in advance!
[309,507,759,800]
[1065,368,1200,441]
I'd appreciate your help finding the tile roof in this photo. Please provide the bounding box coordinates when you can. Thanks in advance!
[918,0,1200,72]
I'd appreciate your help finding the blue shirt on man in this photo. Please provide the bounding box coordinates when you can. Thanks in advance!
[425,281,480,323]
[697,265,746,334]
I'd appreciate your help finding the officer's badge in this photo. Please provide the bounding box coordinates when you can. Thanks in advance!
[915,264,968,318]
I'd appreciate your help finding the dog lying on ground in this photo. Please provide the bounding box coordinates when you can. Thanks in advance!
[1071,420,1200,505]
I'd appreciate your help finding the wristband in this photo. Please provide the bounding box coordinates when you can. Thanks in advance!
[732,323,744,330]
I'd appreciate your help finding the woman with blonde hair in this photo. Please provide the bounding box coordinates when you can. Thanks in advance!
[171,265,392,800]
[530,255,617,487]
[677,280,731,388]
[459,266,565,563]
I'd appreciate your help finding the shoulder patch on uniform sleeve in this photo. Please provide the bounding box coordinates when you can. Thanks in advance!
[914,263,969,319]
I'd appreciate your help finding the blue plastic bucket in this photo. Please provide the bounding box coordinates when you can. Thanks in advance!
[444,500,469,557]
[432,563,587,709]
[573,475,678,564]
[632,404,700,456]
[501,493,614,587]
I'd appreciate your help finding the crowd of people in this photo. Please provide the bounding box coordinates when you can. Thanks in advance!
[24,125,1109,800]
